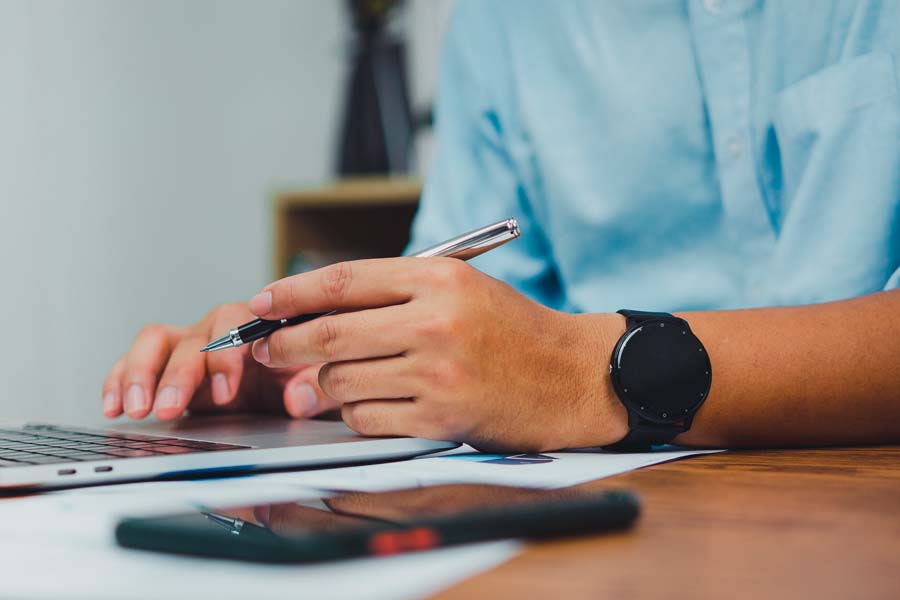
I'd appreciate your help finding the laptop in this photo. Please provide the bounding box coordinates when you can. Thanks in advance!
[0,415,457,490]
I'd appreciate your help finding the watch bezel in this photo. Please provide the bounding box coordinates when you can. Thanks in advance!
[609,318,712,425]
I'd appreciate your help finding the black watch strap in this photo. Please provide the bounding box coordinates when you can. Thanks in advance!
[617,309,674,324]
[607,413,684,452]
[605,309,688,452]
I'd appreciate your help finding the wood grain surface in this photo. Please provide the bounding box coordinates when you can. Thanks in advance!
[434,447,900,599]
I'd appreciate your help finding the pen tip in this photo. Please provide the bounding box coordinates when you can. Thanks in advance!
[200,333,235,353]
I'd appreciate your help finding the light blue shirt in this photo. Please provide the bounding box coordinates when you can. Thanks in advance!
[409,0,900,313]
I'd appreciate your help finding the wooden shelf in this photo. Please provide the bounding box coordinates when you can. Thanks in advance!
[275,177,421,209]
[272,178,421,279]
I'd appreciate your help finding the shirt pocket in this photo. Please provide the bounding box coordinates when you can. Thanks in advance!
[774,51,898,139]
[771,51,899,206]
[767,51,900,300]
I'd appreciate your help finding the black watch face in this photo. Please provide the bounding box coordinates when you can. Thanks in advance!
[611,320,711,424]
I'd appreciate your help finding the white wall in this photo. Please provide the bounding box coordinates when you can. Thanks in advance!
[0,0,450,424]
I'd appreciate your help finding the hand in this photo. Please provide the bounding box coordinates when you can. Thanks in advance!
[246,258,629,452]
[101,303,337,420]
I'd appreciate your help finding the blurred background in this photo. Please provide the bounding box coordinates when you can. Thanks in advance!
[0,0,453,422]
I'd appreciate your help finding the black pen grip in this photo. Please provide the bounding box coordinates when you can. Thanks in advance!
[284,312,329,327]
[237,313,329,345]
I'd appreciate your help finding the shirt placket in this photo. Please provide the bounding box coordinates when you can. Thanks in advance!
[689,0,773,298]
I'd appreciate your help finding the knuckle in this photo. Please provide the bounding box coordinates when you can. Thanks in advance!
[286,278,301,313]
[341,404,363,432]
[342,404,384,435]
[428,409,462,439]
[315,318,340,361]
[318,364,354,400]
[427,358,468,390]
[136,323,167,343]
[428,258,468,288]
[320,261,353,304]
[105,356,126,381]
[417,314,463,340]
[268,331,291,364]
[160,365,191,387]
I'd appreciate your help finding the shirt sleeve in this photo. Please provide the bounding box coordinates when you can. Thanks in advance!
[407,0,566,310]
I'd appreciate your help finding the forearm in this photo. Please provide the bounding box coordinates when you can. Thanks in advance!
[661,290,900,447]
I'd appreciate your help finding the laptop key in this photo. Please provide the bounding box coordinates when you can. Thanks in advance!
[65,453,117,461]
[2,452,45,460]
[0,427,249,470]
[0,455,32,462]
[96,439,135,447]
[66,444,110,451]
[0,443,39,450]
[21,456,68,464]
[42,444,90,451]
[46,449,90,457]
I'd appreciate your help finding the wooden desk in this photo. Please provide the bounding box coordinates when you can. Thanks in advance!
[436,447,900,599]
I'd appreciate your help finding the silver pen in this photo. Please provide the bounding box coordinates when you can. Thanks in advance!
[201,218,521,352]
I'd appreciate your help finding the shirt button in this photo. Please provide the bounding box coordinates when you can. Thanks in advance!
[704,0,723,13]
[727,136,743,159]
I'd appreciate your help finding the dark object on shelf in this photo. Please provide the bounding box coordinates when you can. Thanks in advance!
[337,0,414,176]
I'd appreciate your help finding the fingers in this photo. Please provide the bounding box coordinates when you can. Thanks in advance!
[203,304,253,407]
[119,325,179,419]
[101,355,126,417]
[248,258,427,320]
[318,358,414,404]
[282,365,338,418]
[341,400,422,438]
[152,329,208,420]
[252,305,413,368]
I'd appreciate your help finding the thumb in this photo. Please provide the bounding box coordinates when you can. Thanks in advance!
[282,363,338,418]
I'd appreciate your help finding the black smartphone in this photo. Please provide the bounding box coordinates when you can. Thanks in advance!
[115,483,640,563]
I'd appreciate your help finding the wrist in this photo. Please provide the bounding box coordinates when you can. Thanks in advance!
[564,312,629,448]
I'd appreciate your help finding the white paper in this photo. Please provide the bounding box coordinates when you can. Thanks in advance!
[0,446,720,598]
[250,445,723,491]
[0,480,518,600]
[1,529,517,600]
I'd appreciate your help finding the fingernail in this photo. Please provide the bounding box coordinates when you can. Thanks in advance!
[156,386,180,409]
[253,339,270,364]
[211,373,231,405]
[286,383,318,417]
[102,392,118,414]
[249,291,272,315]
[124,384,148,414]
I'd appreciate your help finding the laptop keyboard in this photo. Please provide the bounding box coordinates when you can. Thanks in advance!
[0,424,249,468]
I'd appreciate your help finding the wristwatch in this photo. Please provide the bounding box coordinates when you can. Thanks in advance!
[604,310,712,451]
